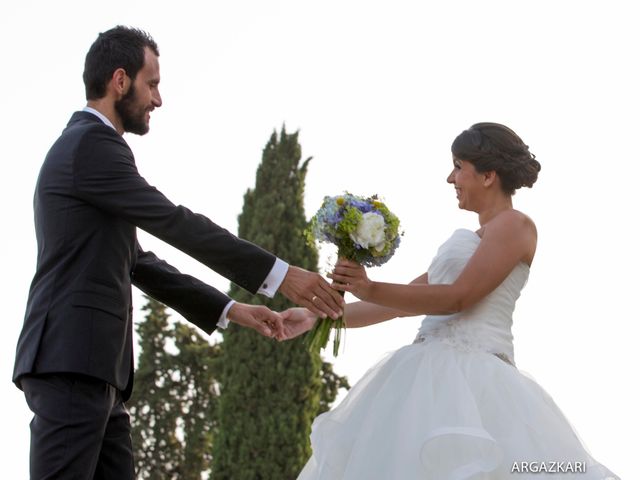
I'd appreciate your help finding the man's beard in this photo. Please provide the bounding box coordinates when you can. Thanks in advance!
[114,84,149,135]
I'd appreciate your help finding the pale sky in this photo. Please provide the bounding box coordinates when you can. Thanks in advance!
[0,1,636,477]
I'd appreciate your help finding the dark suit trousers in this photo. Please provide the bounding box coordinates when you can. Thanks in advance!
[22,374,134,480]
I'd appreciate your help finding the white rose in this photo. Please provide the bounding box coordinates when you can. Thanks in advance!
[350,212,386,252]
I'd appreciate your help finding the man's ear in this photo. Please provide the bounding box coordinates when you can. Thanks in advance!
[111,68,131,99]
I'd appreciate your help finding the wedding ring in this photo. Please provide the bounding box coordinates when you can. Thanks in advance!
[311,295,318,303]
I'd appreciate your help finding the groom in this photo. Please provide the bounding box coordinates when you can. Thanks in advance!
[12,26,343,479]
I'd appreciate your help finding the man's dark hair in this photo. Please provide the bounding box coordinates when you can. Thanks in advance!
[83,26,159,100]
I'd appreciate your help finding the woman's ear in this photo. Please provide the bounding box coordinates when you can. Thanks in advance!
[483,170,498,188]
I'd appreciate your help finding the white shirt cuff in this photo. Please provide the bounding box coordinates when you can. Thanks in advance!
[217,300,236,329]
[257,258,289,298]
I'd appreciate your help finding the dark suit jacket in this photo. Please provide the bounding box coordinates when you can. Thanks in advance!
[13,111,276,400]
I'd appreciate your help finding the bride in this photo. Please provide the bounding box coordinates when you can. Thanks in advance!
[281,123,619,479]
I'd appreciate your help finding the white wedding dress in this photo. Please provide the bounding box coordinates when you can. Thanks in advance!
[298,229,619,479]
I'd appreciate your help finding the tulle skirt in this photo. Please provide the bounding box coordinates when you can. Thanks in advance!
[298,340,618,479]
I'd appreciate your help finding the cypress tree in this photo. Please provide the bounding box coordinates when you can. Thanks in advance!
[129,296,219,479]
[213,128,348,479]
[172,322,220,479]
[129,297,182,479]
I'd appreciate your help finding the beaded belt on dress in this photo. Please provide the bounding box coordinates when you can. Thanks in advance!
[413,332,515,366]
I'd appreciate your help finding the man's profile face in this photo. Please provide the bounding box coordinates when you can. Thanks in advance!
[115,47,162,135]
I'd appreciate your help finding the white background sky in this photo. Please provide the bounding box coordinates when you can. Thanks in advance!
[0,1,636,477]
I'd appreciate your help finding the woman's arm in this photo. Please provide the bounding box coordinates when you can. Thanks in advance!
[279,273,428,339]
[331,212,536,315]
[342,272,427,327]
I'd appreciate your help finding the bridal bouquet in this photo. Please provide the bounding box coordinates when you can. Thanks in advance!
[305,193,402,355]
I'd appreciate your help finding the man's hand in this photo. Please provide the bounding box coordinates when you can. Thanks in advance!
[227,303,284,338]
[278,307,317,341]
[279,266,344,319]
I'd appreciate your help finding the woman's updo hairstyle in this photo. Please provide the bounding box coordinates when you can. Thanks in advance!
[451,122,541,195]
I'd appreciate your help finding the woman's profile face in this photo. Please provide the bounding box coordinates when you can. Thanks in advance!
[447,156,485,211]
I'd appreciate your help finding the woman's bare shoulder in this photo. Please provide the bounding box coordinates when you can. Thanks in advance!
[487,209,537,237]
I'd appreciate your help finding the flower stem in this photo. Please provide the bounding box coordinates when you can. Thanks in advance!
[305,290,346,356]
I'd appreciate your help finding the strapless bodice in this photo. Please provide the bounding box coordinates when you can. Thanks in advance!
[414,229,529,364]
